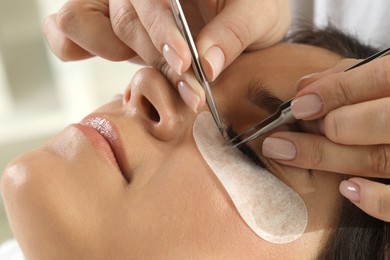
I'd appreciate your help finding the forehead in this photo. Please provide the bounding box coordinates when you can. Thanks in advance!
[215,43,342,101]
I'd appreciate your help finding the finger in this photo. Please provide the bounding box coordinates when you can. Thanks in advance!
[43,14,94,61]
[262,131,390,178]
[109,0,205,111]
[295,59,358,91]
[129,0,192,75]
[323,97,390,145]
[340,178,390,222]
[109,0,161,64]
[197,0,291,81]
[292,55,390,120]
[56,0,135,61]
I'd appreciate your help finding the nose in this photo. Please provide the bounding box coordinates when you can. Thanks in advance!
[123,68,192,141]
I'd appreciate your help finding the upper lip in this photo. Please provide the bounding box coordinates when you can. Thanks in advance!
[81,113,131,182]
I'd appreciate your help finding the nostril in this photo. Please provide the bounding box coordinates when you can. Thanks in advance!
[141,96,160,122]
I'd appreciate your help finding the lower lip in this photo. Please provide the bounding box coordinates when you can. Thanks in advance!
[73,123,120,170]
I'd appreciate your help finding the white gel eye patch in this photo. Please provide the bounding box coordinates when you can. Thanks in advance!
[193,112,308,244]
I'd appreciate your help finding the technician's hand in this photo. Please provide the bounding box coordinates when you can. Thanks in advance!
[43,0,291,112]
[262,56,390,222]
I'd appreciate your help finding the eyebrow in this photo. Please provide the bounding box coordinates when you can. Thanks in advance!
[247,78,283,114]
[246,78,305,133]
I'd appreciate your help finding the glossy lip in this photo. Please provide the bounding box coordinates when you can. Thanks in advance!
[79,114,131,182]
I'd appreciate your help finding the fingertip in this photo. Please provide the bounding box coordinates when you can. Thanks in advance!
[179,73,206,113]
[203,46,225,81]
[339,179,361,203]
[341,177,390,221]
[291,93,323,119]
[262,137,297,161]
[178,81,200,113]
[162,39,192,75]
[163,44,184,75]
[42,14,94,61]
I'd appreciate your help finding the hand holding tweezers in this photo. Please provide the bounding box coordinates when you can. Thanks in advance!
[170,0,225,135]
[232,47,390,146]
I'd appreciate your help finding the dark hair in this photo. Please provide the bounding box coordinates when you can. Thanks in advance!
[286,26,390,260]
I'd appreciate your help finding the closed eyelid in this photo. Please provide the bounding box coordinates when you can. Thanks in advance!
[226,126,267,168]
[237,79,314,176]
[246,77,309,134]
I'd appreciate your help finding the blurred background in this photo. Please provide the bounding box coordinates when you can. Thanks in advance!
[0,0,141,242]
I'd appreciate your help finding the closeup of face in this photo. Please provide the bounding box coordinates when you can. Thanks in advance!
[2,43,346,259]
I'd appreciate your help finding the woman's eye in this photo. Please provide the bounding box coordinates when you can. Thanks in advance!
[226,127,267,169]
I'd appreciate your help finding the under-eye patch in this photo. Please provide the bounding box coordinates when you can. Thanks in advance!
[193,112,308,244]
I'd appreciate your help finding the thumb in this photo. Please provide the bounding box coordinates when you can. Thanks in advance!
[197,0,290,81]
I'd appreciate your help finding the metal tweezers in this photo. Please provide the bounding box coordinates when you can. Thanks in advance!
[170,0,225,135]
[231,47,390,146]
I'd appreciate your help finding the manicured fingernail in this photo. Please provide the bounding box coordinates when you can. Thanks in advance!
[291,94,323,119]
[178,81,200,113]
[339,180,361,203]
[262,137,297,160]
[163,44,183,75]
[205,46,225,81]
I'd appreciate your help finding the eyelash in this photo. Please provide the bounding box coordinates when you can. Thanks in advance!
[226,123,314,176]
[226,126,268,169]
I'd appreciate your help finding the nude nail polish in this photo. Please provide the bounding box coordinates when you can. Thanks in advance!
[163,44,184,75]
[178,81,200,113]
[262,137,297,160]
[291,94,323,119]
[204,46,225,81]
[339,180,361,203]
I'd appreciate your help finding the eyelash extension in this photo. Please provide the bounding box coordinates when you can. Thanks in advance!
[226,126,268,169]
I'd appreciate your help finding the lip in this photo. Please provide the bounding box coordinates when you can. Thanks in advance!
[79,114,131,182]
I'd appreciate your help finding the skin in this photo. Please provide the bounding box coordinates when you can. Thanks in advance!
[2,44,345,259]
[43,0,390,222]
[43,0,291,108]
[269,56,390,221]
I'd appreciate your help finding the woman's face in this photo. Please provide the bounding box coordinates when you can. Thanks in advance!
[2,43,345,259]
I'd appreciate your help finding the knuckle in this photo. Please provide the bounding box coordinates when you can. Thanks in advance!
[309,139,326,169]
[376,189,390,221]
[111,7,139,44]
[325,111,343,142]
[333,76,354,106]
[56,3,78,34]
[44,16,75,62]
[224,18,251,52]
[372,58,390,96]
[144,9,170,48]
[377,102,390,130]
[366,145,390,177]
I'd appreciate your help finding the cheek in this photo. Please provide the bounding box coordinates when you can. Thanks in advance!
[1,144,127,257]
[194,112,308,244]
[114,147,243,256]
[271,163,344,237]
[303,172,344,230]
